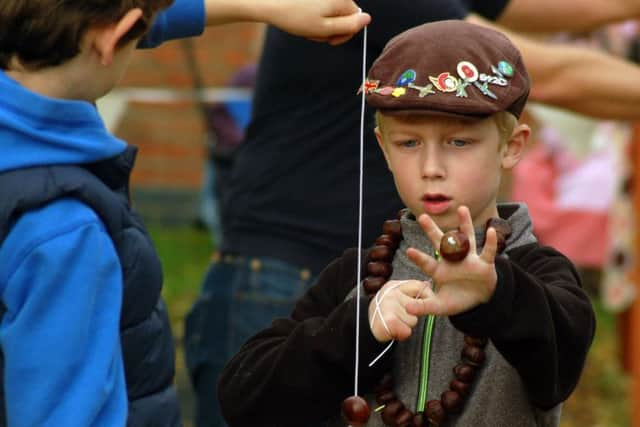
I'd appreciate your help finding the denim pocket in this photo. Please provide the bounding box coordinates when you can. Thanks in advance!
[229,257,315,352]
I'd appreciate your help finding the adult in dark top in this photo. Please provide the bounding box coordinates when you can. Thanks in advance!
[221,1,508,274]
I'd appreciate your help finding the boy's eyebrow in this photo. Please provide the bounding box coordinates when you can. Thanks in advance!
[390,117,477,131]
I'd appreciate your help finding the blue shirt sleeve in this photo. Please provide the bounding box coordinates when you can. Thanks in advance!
[0,199,127,427]
[140,0,206,48]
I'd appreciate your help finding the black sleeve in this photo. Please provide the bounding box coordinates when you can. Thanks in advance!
[218,249,391,427]
[449,243,596,410]
[466,0,512,21]
[361,0,511,49]
[360,0,468,48]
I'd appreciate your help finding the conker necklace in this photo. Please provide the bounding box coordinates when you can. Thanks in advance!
[343,211,512,427]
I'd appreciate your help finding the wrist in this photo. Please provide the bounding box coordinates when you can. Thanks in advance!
[204,0,262,26]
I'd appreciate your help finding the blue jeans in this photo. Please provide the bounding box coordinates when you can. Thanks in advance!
[184,254,316,427]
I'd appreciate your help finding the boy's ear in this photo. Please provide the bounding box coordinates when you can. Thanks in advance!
[501,123,530,170]
[374,126,393,171]
[93,8,144,66]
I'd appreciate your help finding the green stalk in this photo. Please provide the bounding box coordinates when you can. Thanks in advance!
[416,314,435,412]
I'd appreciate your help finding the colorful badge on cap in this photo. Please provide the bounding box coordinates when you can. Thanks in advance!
[456,61,479,83]
[407,82,435,97]
[429,72,459,93]
[376,86,394,96]
[497,61,514,78]
[396,69,417,87]
[358,79,380,95]
[392,87,407,97]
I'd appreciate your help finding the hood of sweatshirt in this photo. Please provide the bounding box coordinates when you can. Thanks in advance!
[0,70,127,173]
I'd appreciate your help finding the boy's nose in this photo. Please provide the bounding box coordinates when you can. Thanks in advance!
[421,146,445,179]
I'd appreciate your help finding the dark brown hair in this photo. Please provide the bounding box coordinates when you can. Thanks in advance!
[0,0,173,70]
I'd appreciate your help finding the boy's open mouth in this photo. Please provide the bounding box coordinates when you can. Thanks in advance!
[422,194,451,215]
[422,194,450,202]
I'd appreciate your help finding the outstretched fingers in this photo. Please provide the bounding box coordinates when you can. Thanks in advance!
[480,226,498,263]
[456,205,477,253]
[406,247,438,277]
[416,213,443,250]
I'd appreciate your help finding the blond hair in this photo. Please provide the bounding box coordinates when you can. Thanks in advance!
[375,110,517,148]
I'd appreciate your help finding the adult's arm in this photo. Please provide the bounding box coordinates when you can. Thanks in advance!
[0,200,126,426]
[218,249,390,426]
[142,0,370,48]
[450,244,595,410]
[468,14,640,120]
[496,0,640,33]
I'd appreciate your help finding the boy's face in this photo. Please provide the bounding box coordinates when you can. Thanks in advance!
[375,114,526,231]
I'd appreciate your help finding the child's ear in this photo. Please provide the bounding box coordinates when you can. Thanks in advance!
[93,8,144,66]
[501,123,530,170]
[374,126,392,171]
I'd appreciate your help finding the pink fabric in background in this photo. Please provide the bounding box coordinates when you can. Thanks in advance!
[511,141,611,268]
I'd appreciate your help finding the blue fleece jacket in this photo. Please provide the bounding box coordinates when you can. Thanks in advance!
[0,2,204,426]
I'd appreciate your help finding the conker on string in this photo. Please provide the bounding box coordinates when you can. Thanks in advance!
[453,363,476,382]
[376,234,400,250]
[342,396,371,427]
[440,390,464,413]
[367,261,392,277]
[381,400,404,425]
[394,408,413,426]
[486,217,512,254]
[363,276,386,294]
[425,399,446,426]
[439,230,470,262]
[376,390,397,405]
[369,245,394,262]
[464,336,488,348]
[461,344,486,366]
[449,379,471,396]
[412,413,426,427]
[382,219,402,237]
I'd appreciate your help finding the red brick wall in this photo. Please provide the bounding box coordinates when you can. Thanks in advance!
[114,23,264,191]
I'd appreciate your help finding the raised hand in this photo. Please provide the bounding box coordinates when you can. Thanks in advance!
[279,0,371,45]
[205,0,371,45]
[405,206,499,317]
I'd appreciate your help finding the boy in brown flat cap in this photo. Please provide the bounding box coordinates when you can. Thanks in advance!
[218,20,595,427]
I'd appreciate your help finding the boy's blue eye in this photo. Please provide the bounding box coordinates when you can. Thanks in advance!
[400,139,419,148]
[449,139,468,148]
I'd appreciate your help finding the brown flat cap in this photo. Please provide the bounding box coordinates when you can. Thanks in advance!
[363,20,530,119]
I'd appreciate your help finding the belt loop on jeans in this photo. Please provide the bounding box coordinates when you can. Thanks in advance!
[300,268,311,281]
[213,251,236,264]
[250,258,262,271]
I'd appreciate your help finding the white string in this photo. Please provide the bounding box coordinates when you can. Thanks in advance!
[353,24,368,398]
[368,280,431,367]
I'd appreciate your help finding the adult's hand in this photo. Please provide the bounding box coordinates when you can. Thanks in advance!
[205,0,370,45]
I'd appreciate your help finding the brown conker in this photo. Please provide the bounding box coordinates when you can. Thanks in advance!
[439,230,470,262]
[341,395,370,427]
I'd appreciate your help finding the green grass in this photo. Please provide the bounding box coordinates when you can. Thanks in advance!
[148,224,214,337]
[150,224,632,427]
